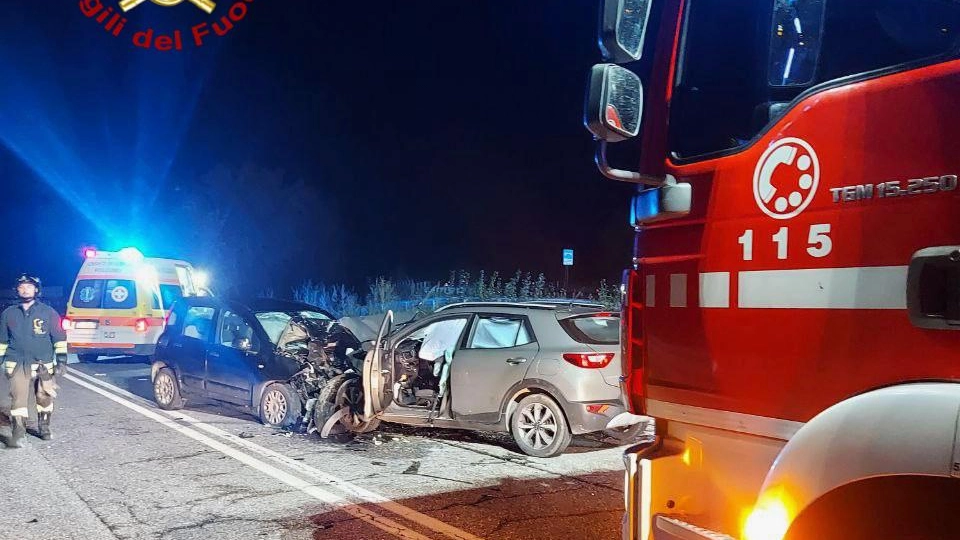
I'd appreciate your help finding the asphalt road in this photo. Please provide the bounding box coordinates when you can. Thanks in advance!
[0,356,629,540]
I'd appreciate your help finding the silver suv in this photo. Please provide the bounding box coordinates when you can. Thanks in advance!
[317,302,644,457]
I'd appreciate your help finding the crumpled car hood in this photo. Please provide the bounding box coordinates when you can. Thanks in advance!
[338,311,417,343]
[337,315,382,343]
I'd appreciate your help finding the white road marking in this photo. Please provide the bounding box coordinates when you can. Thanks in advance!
[64,373,432,539]
[66,369,485,540]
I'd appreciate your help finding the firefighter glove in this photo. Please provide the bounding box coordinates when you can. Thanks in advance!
[55,355,68,376]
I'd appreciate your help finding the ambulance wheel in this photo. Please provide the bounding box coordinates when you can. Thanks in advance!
[259,383,302,429]
[511,394,571,458]
[153,368,184,410]
[78,354,98,363]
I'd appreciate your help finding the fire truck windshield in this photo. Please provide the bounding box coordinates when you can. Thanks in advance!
[669,0,960,161]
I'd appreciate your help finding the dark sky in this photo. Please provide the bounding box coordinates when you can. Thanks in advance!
[0,1,634,296]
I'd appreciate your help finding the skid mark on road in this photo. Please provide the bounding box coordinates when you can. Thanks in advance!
[65,370,485,540]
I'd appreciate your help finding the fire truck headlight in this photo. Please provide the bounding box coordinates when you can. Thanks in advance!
[743,495,791,540]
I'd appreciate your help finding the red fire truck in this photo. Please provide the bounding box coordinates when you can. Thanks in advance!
[584,1,960,539]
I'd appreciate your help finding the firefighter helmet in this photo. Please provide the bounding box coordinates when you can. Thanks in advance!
[15,274,42,296]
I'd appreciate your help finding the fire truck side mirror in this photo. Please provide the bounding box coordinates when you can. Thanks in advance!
[584,64,643,143]
[599,0,653,63]
[585,64,660,184]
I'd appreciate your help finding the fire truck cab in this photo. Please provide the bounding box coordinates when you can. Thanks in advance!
[584,1,960,539]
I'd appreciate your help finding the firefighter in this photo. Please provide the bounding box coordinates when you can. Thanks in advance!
[0,274,68,448]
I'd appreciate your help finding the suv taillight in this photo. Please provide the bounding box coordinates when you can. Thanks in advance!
[134,318,149,333]
[563,352,615,369]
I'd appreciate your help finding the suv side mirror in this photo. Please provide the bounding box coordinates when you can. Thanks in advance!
[585,64,643,143]
[599,0,653,62]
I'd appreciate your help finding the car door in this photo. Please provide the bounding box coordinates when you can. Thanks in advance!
[450,313,539,422]
[206,309,261,405]
[176,305,217,394]
[363,311,394,419]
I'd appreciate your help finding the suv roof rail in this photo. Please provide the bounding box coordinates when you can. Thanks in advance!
[527,299,606,308]
[434,300,607,312]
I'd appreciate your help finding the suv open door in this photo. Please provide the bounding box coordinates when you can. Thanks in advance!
[362,310,393,420]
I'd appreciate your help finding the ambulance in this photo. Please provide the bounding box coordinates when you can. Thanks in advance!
[64,248,201,361]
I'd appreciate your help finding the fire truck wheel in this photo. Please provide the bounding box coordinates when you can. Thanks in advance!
[511,394,571,458]
[259,383,303,429]
[77,354,98,363]
[153,367,184,410]
[784,475,958,540]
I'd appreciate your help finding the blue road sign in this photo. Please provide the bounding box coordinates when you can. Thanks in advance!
[562,249,574,266]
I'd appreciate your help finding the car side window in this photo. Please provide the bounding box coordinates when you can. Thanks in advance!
[219,310,256,350]
[182,306,216,342]
[466,316,534,349]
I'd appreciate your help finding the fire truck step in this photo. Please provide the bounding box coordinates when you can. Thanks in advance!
[655,515,736,540]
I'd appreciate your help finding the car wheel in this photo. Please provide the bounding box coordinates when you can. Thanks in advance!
[153,368,184,410]
[315,374,380,441]
[78,354,98,363]
[511,394,572,458]
[260,383,302,429]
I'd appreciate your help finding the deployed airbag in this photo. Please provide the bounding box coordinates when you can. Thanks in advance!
[418,318,467,361]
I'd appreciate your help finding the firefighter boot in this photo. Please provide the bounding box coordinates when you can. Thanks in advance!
[7,416,26,449]
[37,412,51,441]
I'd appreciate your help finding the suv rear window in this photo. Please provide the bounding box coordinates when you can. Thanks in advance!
[71,279,138,310]
[559,315,620,345]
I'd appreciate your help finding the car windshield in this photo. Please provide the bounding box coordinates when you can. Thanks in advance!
[254,310,331,345]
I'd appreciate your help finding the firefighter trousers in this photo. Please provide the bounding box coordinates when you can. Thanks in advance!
[4,361,55,419]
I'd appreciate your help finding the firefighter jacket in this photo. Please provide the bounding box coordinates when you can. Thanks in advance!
[0,301,68,366]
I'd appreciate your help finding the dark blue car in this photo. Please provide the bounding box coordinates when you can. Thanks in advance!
[150,296,360,428]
